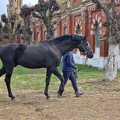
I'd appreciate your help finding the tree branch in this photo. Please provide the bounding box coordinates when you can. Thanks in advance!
[91,0,113,20]
[32,12,43,19]
[110,0,117,18]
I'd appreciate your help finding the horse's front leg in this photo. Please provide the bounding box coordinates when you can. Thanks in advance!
[44,69,52,99]
[50,66,64,97]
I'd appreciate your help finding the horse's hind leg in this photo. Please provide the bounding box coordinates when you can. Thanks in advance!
[0,66,6,77]
[5,65,15,100]
[44,69,52,99]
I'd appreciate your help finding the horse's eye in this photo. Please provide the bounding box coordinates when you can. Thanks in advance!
[86,43,88,45]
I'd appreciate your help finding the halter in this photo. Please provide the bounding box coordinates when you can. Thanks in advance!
[78,40,93,54]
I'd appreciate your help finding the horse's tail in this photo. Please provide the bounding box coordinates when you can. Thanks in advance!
[0,46,2,60]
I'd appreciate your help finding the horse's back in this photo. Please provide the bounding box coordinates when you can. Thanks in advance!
[15,43,50,68]
[0,42,61,68]
[16,43,61,68]
[0,43,19,58]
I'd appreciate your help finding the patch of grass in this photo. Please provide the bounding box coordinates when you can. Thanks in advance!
[11,74,45,90]
[0,62,120,93]
[13,66,46,75]
[114,89,120,92]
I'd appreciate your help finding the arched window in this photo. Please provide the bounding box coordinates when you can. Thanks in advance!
[64,27,67,35]
[37,32,40,41]
[76,24,81,35]
[44,31,47,40]
[54,29,58,38]
[32,28,34,41]
[95,21,100,48]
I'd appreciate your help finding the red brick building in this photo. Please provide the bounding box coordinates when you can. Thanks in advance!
[7,0,120,68]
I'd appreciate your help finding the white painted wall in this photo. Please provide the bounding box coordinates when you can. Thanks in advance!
[73,48,120,69]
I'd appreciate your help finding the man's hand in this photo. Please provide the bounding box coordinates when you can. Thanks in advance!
[74,66,77,69]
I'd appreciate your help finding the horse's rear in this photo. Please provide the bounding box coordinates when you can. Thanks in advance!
[0,43,19,65]
[0,43,20,100]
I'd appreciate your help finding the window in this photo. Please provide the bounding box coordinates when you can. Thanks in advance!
[37,32,40,41]
[54,29,58,38]
[95,21,100,48]
[64,27,67,35]
[44,31,47,40]
[76,24,81,35]
[32,31,34,41]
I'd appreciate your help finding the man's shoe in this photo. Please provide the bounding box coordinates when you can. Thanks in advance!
[75,91,84,97]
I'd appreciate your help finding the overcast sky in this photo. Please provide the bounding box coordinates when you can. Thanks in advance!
[23,0,38,6]
[0,0,38,19]
[0,0,9,16]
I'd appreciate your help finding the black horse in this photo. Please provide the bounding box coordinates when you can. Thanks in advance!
[0,34,93,100]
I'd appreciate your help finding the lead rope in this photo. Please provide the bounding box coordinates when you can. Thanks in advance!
[76,55,88,72]
[74,52,99,78]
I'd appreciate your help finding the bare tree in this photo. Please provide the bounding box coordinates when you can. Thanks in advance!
[91,0,120,81]
[0,22,5,44]
[57,0,66,4]
[32,0,60,40]
[20,5,34,44]
[0,14,21,44]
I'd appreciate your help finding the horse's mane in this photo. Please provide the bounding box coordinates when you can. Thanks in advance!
[38,34,83,45]
[43,34,73,45]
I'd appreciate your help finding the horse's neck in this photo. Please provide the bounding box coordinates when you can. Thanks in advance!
[55,39,77,56]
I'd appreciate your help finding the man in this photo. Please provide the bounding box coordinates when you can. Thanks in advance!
[62,51,84,97]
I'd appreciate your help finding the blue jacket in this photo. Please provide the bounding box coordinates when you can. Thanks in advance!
[62,51,77,71]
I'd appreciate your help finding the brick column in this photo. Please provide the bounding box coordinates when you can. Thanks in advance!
[68,14,74,34]
[100,40,108,57]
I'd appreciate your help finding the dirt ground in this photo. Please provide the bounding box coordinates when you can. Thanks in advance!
[0,89,120,120]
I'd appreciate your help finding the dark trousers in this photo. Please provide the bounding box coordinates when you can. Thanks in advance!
[63,71,79,92]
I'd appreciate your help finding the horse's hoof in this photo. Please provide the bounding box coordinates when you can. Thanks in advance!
[46,96,51,100]
[57,93,61,98]
[11,97,16,101]
[57,93,66,98]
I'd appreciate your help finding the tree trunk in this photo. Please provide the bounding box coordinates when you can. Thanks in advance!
[46,30,54,40]
[46,23,54,40]
[105,37,119,81]
[23,17,31,44]
[91,0,120,81]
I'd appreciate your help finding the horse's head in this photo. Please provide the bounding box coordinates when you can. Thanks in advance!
[78,36,93,58]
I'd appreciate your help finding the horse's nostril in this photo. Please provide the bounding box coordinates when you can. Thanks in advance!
[87,53,93,58]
